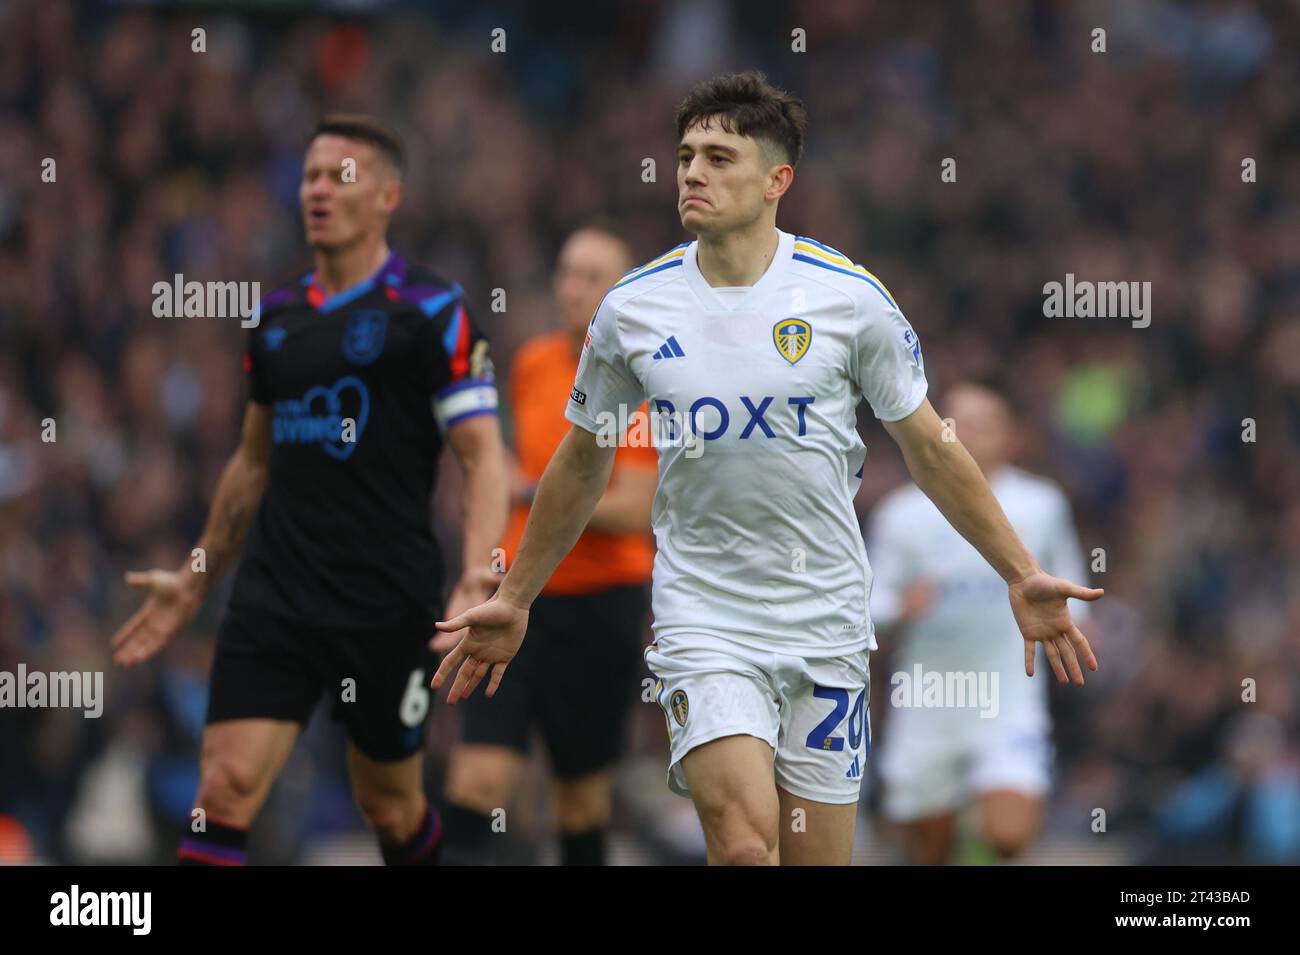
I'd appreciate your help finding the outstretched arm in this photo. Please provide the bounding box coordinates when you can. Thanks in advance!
[110,402,271,665]
[188,402,273,594]
[882,398,1102,683]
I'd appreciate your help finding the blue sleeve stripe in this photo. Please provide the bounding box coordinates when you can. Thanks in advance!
[617,242,690,279]
[795,235,851,259]
[420,289,460,319]
[792,254,897,309]
[609,258,682,291]
[316,278,376,313]
[441,303,465,355]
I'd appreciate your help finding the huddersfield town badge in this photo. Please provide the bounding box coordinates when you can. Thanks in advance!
[342,310,388,365]
[773,317,811,364]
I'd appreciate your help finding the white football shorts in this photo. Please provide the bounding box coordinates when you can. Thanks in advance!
[644,631,871,805]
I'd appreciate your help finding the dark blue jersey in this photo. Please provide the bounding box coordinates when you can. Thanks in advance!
[231,251,496,626]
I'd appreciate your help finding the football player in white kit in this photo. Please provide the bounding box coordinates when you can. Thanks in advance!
[432,71,1101,866]
[869,381,1093,864]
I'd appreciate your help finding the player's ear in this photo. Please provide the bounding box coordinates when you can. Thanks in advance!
[379,177,402,214]
[766,163,794,202]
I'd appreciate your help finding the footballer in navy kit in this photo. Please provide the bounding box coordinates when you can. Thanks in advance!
[111,115,507,866]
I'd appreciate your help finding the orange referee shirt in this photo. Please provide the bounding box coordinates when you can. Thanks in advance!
[502,331,656,595]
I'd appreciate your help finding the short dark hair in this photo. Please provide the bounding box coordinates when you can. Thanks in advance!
[311,114,406,177]
[675,71,808,167]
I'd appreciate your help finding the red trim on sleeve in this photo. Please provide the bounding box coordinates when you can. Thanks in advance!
[449,304,471,381]
[243,352,253,374]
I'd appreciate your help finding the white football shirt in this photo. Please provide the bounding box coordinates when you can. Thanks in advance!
[566,229,928,656]
[868,466,1092,725]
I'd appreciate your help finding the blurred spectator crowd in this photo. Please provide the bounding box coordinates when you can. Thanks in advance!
[1,0,1298,863]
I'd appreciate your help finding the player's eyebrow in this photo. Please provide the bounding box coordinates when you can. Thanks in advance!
[678,142,740,157]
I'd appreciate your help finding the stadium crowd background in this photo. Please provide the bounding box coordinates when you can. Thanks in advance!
[1,0,1297,864]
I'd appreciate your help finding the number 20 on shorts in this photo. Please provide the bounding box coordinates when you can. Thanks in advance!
[806,686,868,753]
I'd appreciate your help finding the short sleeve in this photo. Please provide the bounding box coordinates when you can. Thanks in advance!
[564,298,644,434]
[244,326,270,405]
[853,295,928,422]
[426,296,499,431]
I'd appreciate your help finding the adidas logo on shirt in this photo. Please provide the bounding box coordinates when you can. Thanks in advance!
[651,336,686,360]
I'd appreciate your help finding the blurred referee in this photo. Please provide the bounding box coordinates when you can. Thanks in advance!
[436,228,656,865]
[110,115,508,865]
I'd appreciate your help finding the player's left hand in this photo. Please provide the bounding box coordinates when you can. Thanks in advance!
[433,567,502,652]
[1007,571,1103,685]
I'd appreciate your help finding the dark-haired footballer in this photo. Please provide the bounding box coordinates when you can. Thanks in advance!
[432,72,1101,866]
[111,115,508,866]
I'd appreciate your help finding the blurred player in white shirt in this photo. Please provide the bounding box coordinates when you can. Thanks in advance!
[433,71,1101,866]
[869,380,1093,864]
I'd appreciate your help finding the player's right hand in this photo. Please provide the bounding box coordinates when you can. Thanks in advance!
[110,569,203,667]
[431,596,528,704]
